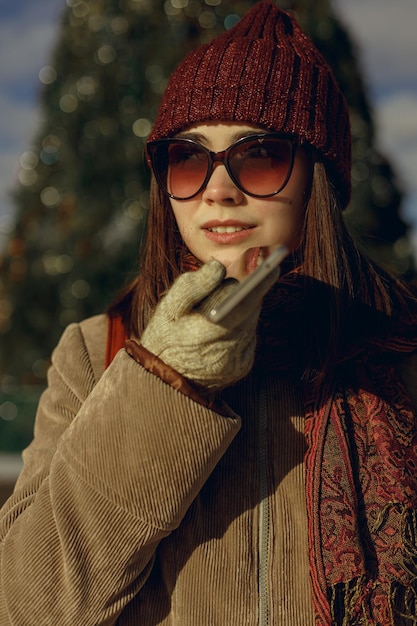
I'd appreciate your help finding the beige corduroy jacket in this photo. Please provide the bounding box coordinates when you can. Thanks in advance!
[0,312,382,625]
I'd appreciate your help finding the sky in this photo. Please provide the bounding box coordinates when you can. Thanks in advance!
[0,0,416,252]
[334,0,417,251]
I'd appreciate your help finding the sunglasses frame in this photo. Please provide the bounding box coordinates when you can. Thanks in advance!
[147,133,302,200]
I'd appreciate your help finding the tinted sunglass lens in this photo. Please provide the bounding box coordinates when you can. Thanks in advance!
[163,142,209,199]
[229,138,292,196]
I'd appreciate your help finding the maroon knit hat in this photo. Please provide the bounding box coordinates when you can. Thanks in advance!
[147,1,351,208]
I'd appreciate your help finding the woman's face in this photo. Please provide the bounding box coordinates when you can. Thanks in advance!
[169,122,312,280]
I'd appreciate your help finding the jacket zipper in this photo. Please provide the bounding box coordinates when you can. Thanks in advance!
[258,384,270,626]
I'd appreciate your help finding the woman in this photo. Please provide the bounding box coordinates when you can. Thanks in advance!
[1,2,417,624]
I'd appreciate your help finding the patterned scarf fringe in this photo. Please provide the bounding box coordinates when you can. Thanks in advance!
[328,507,417,625]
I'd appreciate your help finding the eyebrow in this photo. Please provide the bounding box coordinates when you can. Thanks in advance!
[174,129,265,146]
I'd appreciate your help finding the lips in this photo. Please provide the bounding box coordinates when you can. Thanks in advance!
[207,225,249,234]
[202,220,255,243]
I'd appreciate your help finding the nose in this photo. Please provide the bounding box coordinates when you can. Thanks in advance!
[202,162,244,205]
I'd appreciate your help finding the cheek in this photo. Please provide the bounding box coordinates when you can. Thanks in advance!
[288,208,306,249]
[265,190,307,250]
[170,203,199,250]
[170,202,188,237]
[176,218,196,249]
[287,195,308,246]
[273,211,305,250]
[281,155,312,243]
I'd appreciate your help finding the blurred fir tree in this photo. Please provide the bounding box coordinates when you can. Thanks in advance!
[0,0,415,389]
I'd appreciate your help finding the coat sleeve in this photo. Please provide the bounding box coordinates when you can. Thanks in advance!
[0,322,241,625]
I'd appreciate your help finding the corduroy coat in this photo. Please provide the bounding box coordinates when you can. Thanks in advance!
[0,314,315,624]
[1,313,416,624]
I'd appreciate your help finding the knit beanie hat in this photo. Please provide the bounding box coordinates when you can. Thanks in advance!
[147,1,351,208]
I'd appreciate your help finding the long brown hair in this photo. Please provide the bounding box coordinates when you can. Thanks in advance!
[108,177,182,336]
[108,164,416,381]
[295,162,416,379]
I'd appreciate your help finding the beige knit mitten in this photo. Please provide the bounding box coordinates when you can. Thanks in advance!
[140,259,278,390]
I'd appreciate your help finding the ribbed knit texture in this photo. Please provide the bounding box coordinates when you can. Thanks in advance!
[147,1,351,207]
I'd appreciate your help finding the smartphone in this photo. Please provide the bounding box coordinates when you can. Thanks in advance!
[207,245,288,324]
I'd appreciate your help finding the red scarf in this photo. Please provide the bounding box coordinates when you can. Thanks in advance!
[305,352,417,623]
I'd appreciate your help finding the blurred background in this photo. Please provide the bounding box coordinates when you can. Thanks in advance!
[0,0,417,501]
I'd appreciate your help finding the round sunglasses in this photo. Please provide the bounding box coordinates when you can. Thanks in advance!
[146,133,301,200]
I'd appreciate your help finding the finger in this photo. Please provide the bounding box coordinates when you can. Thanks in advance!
[162,259,226,319]
[195,278,239,317]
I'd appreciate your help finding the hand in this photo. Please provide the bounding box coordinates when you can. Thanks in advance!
[140,259,278,390]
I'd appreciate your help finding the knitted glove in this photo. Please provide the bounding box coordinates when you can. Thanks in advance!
[140,259,278,390]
